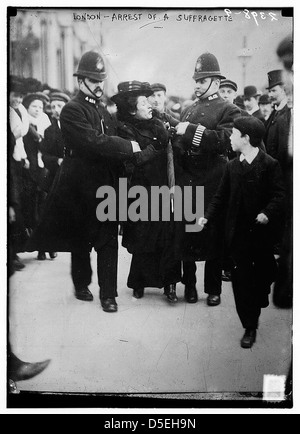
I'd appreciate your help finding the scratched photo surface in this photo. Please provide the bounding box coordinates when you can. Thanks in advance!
[8,7,293,403]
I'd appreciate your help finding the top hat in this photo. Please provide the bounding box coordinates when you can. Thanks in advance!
[266,70,284,90]
[243,86,261,99]
[150,83,167,93]
[193,52,226,81]
[22,92,50,109]
[74,51,107,81]
[50,92,71,104]
[220,79,238,92]
[111,81,153,104]
[258,94,271,105]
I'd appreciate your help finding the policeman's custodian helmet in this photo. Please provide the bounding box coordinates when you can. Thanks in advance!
[73,51,107,81]
[193,52,226,81]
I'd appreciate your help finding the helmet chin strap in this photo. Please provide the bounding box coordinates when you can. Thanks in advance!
[83,78,103,100]
[197,78,214,99]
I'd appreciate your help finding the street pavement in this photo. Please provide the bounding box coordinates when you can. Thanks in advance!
[9,243,292,397]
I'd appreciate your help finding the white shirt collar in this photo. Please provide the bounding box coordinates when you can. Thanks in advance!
[275,98,287,111]
[240,147,259,164]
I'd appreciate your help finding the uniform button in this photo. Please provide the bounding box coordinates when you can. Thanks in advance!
[201,113,205,116]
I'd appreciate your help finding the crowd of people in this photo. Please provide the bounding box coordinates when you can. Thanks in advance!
[8,34,293,390]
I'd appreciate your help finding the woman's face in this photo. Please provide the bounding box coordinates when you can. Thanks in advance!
[134,95,153,120]
[27,99,44,118]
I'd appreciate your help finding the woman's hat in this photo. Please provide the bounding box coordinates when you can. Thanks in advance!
[23,92,50,109]
[111,81,153,103]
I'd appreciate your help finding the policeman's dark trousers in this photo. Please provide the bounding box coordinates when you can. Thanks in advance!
[182,258,222,295]
[230,249,277,330]
[71,238,118,299]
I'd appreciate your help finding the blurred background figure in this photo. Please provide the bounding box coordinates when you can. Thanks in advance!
[148,83,179,127]
[22,92,52,261]
[219,79,238,104]
[258,94,273,123]
[9,77,30,272]
[243,85,265,122]
[41,92,70,189]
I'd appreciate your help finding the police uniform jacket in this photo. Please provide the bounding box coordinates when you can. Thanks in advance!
[174,92,241,261]
[27,91,134,252]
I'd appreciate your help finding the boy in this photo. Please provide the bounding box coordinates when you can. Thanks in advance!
[199,116,286,348]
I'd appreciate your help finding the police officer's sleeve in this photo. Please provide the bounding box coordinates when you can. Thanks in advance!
[61,104,134,160]
[183,104,241,154]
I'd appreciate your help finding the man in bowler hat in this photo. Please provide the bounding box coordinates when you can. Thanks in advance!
[243,85,265,122]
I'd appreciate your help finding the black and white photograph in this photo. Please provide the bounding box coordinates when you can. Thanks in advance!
[3,1,297,414]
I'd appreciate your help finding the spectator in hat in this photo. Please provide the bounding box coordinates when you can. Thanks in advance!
[243,86,265,122]
[41,92,70,188]
[264,70,290,170]
[22,92,51,261]
[258,94,273,123]
[112,81,182,303]
[148,83,179,127]
[199,116,285,349]
[9,77,30,271]
[219,79,238,104]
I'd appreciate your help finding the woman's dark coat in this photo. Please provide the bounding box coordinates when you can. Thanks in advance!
[117,115,182,287]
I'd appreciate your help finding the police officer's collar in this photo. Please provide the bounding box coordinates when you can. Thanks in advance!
[194,92,219,104]
[79,90,100,106]
[207,92,219,101]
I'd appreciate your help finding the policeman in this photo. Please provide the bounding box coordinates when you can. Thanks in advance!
[28,51,141,313]
[175,52,241,306]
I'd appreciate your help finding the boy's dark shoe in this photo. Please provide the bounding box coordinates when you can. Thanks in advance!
[101,297,118,313]
[184,285,198,303]
[75,287,94,302]
[241,329,257,349]
[207,294,221,306]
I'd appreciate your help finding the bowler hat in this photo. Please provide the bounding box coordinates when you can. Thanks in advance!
[220,79,238,92]
[50,92,71,104]
[151,83,167,93]
[266,70,284,90]
[243,86,261,99]
[23,92,50,109]
[259,94,271,105]
[111,81,153,103]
